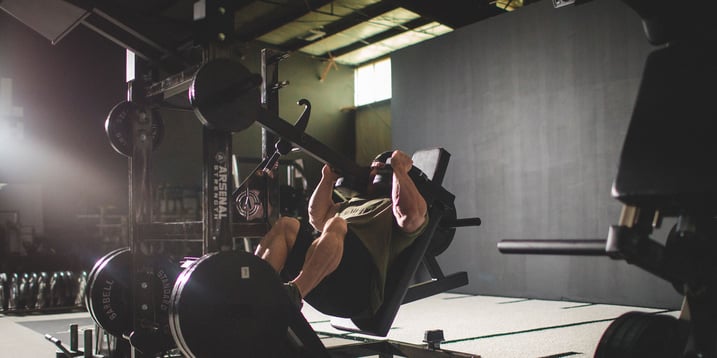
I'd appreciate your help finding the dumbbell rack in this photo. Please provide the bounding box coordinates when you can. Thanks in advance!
[0,271,88,315]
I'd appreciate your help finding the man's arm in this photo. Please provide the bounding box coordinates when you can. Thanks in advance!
[308,164,341,231]
[390,150,428,233]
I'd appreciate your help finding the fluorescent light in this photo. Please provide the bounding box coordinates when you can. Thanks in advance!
[257,0,381,44]
[300,7,422,56]
[336,22,452,65]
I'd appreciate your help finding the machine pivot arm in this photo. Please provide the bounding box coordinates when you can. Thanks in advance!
[256,108,366,181]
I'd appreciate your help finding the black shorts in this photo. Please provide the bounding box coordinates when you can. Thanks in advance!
[281,220,374,318]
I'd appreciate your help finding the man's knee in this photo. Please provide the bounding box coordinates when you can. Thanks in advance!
[323,216,347,237]
[275,216,301,237]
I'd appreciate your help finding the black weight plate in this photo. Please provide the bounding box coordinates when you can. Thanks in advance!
[170,250,291,358]
[105,101,164,157]
[130,254,183,355]
[86,248,182,354]
[189,58,261,132]
[87,248,131,337]
[85,247,128,310]
[428,203,457,257]
[595,311,685,358]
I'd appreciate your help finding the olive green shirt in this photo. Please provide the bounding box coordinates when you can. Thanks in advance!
[336,197,429,314]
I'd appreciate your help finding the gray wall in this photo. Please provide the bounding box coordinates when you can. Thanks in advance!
[392,0,682,308]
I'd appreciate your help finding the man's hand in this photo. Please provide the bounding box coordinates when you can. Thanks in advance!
[321,164,340,182]
[390,150,413,174]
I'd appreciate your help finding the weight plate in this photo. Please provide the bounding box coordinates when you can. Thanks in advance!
[170,250,291,358]
[85,247,128,310]
[86,248,182,355]
[189,58,261,132]
[428,202,457,257]
[87,248,131,337]
[595,311,685,358]
[105,101,164,157]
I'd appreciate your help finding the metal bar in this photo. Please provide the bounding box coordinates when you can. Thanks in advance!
[80,17,155,62]
[498,239,609,256]
[286,306,330,357]
[261,48,282,226]
[422,256,445,279]
[256,110,366,179]
[403,272,468,305]
[52,10,92,45]
[202,127,234,253]
[70,324,78,352]
[92,8,173,57]
[386,340,478,358]
[144,221,203,236]
[327,340,478,357]
[43,334,74,358]
[144,64,201,99]
[128,74,154,358]
[607,225,682,284]
[83,329,93,358]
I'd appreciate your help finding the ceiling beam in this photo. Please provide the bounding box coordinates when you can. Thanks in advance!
[391,0,505,28]
[78,1,199,72]
[235,0,335,41]
[316,16,432,59]
[277,0,402,52]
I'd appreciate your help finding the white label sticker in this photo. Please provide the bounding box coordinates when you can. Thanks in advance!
[241,266,250,279]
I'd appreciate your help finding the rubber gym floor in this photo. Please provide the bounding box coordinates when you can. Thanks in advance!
[0,292,678,357]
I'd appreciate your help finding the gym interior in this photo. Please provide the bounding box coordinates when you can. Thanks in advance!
[1,0,714,357]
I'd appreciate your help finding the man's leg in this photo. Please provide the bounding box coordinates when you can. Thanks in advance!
[291,216,347,298]
[254,216,300,273]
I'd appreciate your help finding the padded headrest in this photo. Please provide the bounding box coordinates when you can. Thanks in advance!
[411,148,451,184]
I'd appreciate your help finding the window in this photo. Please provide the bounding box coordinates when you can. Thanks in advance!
[0,77,24,141]
[354,58,391,107]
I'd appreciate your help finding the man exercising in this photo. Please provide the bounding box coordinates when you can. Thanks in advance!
[252,150,428,317]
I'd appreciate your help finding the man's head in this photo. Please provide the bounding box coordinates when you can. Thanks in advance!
[367,151,393,197]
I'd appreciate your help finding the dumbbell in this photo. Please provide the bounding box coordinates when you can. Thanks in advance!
[50,272,65,307]
[0,273,6,312]
[64,271,76,307]
[26,272,38,310]
[74,271,88,308]
[7,273,19,311]
[17,273,30,310]
[35,272,50,310]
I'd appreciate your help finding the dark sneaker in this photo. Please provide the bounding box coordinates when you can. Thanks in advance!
[284,282,303,309]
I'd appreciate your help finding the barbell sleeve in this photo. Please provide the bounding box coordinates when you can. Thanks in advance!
[498,239,608,256]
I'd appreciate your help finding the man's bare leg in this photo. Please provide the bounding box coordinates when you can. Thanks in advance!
[254,217,300,273]
[291,216,347,298]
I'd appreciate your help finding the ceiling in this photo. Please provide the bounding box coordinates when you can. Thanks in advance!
[2,0,534,70]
